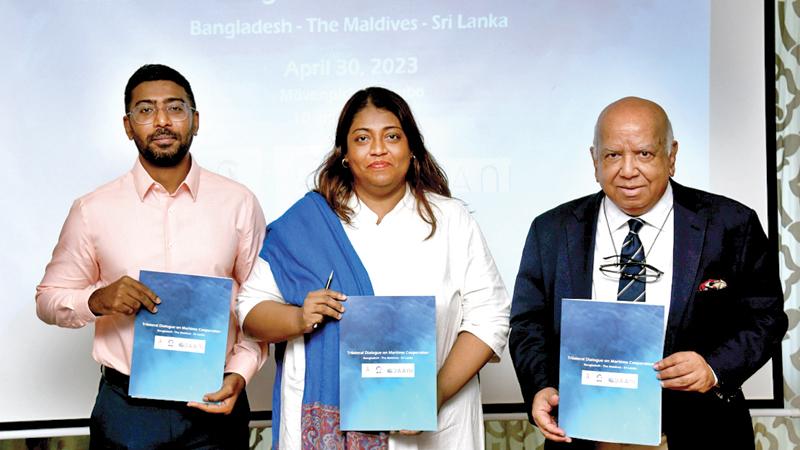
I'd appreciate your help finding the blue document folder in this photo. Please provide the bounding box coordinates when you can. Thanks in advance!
[129,270,232,402]
[339,295,437,431]
[558,298,664,445]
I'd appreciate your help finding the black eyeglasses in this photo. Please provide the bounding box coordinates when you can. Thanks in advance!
[599,255,664,282]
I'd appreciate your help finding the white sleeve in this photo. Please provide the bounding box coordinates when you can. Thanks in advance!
[235,256,286,329]
[456,209,511,359]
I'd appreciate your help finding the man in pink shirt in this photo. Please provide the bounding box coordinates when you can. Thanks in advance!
[36,64,266,449]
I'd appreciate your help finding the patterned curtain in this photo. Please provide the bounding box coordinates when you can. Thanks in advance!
[764,1,800,448]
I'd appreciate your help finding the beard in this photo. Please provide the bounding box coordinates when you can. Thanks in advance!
[134,129,193,168]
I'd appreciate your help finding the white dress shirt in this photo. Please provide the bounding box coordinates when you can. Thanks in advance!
[591,184,675,329]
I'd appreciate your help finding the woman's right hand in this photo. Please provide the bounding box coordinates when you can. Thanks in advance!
[299,289,347,333]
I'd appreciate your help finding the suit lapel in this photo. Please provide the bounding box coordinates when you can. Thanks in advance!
[566,193,603,298]
[668,182,707,348]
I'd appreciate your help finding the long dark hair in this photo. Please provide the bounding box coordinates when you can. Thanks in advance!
[315,87,450,238]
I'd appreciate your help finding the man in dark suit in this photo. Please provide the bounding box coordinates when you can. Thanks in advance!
[509,97,787,449]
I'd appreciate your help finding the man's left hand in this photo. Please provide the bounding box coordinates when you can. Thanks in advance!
[654,351,716,393]
[187,372,245,414]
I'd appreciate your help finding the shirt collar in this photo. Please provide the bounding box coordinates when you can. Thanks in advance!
[131,156,200,202]
[348,184,414,224]
[603,183,674,231]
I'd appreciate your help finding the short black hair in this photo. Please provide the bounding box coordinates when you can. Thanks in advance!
[124,64,196,112]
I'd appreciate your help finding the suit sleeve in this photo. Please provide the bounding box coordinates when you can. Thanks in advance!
[704,209,788,392]
[509,217,557,422]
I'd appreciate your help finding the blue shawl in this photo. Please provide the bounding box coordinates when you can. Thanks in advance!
[260,192,388,449]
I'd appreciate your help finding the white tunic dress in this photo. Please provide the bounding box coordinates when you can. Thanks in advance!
[237,188,511,449]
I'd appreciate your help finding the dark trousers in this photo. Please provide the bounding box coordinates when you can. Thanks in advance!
[89,370,250,450]
[543,390,756,450]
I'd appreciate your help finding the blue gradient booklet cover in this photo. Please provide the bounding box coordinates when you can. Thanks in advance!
[339,296,437,431]
[558,299,664,445]
[129,270,232,402]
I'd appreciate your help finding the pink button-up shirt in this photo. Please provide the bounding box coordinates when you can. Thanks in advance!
[36,157,267,383]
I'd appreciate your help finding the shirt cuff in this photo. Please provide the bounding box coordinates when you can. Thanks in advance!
[224,346,262,385]
[707,362,719,386]
[74,286,99,325]
[459,321,509,361]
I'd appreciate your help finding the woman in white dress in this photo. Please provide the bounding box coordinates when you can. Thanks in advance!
[237,87,510,450]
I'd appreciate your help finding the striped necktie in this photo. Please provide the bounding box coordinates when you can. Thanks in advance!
[617,218,646,302]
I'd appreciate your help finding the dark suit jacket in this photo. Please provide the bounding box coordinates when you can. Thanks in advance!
[509,181,787,450]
